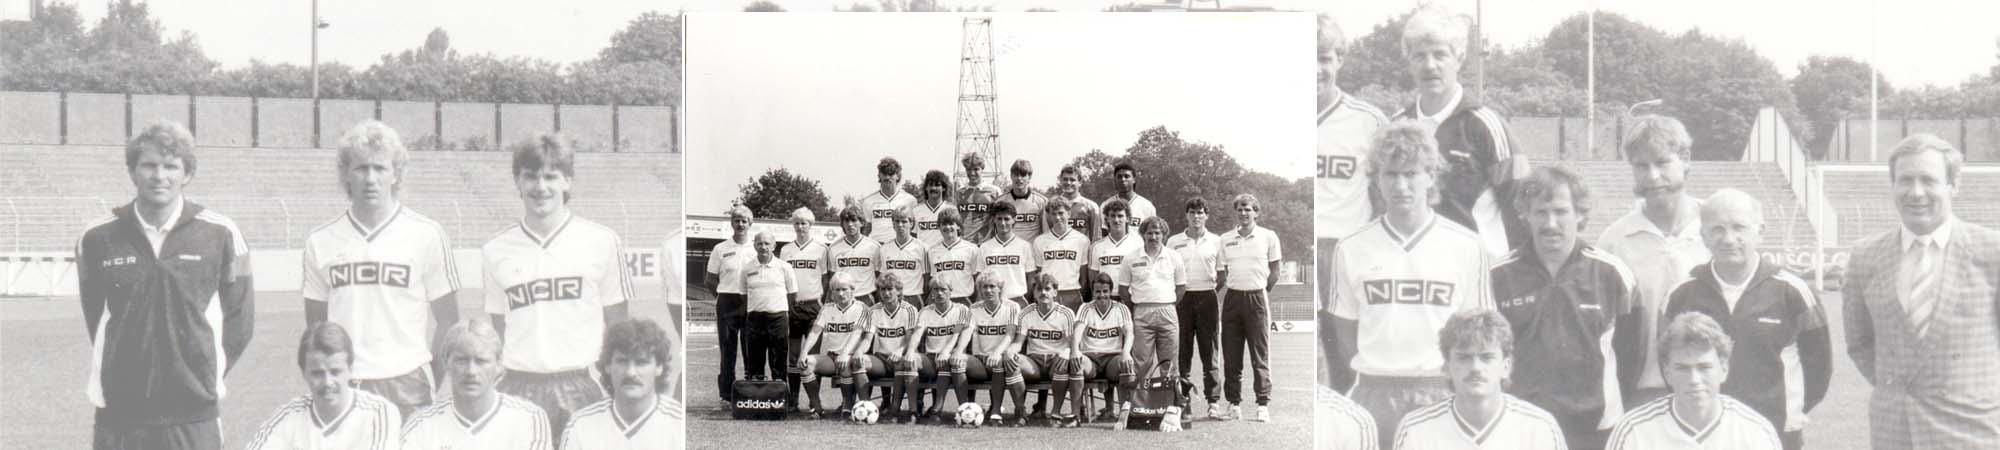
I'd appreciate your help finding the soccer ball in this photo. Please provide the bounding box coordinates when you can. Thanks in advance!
[955,402,984,428]
[850,401,880,424]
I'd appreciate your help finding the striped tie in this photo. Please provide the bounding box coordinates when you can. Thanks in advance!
[1904,237,1940,337]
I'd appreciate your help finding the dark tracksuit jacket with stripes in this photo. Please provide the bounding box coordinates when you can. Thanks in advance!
[77,201,254,426]
[1491,244,1644,430]
[1664,261,1831,433]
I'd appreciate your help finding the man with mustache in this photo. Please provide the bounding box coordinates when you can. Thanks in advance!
[244,323,402,450]
[401,320,550,450]
[560,319,683,450]
[1844,134,2000,450]
[1391,310,1564,450]
[1390,5,1528,260]
[78,121,253,450]
[1663,189,1830,450]
[302,121,461,421]
[1331,121,1493,450]
[1490,166,1642,450]
[1596,116,1708,407]
[1607,312,1782,450]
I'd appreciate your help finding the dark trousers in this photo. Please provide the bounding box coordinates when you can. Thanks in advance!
[1783,429,1803,450]
[744,311,790,380]
[715,293,747,401]
[93,419,220,450]
[1220,289,1271,405]
[1177,289,1222,402]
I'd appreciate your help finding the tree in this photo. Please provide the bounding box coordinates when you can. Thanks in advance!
[1071,126,1312,261]
[738,168,835,221]
[598,12,681,67]
[744,1,785,12]
[424,28,451,56]
[1336,10,1415,94]
[1791,55,1889,158]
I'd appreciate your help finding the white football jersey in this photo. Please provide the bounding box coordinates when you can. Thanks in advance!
[1317,94,1387,239]
[877,237,929,296]
[401,395,551,450]
[302,208,460,380]
[926,239,979,298]
[481,215,633,373]
[825,236,881,298]
[860,190,918,244]
[780,238,829,301]
[1606,396,1781,450]
[1393,395,1566,450]
[558,397,684,450]
[1332,217,1492,377]
[906,200,955,246]
[244,391,403,450]
[1167,230,1222,291]
[1089,235,1141,288]
[975,235,1034,299]
[1319,387,1379,450]
[1033,229,1091,291]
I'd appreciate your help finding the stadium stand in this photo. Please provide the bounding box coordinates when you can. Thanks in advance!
[1,145,679,252]
[1823,168,2000,245]
[1555,161,1820,249]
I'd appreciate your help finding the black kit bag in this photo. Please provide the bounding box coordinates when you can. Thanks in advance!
[1125,363,1189,431]
[731,379,788,420]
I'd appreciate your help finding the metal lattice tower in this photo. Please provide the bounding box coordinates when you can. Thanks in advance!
[954,17,1000,186]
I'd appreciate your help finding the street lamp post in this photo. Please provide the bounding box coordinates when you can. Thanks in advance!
[1627,99,1663,117]
[311,0,319,100]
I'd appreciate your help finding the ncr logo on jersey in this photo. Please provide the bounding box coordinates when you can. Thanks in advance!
[824,322,856,333]
[1362,279,1456,306]
[918,221,940,231]
[985,255,1021,265]
[1319,155,1358,179]
[933,261,967,272]
[885,260,920,270]
[961,203,990,213]
[925,326,959,337]
[330,262,412,289]
[837,257,873,268]
[976,325,1007,336]
[876,327,910,338]
[1014,213,1039,223]
[1097,255,1124,266]
[505,276,585,310]
[1042,250,1079,261]
[1024,329,1064,340]
[872,209,895,219]
[1085,327,1122,339]
[790,260,819,270]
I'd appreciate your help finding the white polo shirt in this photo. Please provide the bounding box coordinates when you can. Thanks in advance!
[780,238,829,301]
[705,237,754,295]
[1033,229,1091,291]
[976,235,1035,299]
[1167,229,1221,291]
[926,239,979,298]
[877,237,929,296]
[481,215,633,373]
[1090,234,1142,288]
[742,258,795,313]
[1122,246,1185,304]
[1594,196,1706,391]
[825,236,881,298]
[1219,225,1282,291]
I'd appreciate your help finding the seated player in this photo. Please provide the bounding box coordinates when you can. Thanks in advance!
[1392,310,1563,450]
[561,319,682,450]
[1318,385,1380,450]
[1010,273,1080,428]
[402,320,551,450]
[795,274,870,419]
[958,270,1025,425]
[859,274,922,423]
[908,277,971,424]
[244,322,402,450]
[1070,272,1136,429]
[1606,312,1780,450]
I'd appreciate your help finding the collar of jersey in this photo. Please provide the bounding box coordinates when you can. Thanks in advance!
[1383,215,1439,251]
[1450,396,1507,445]
[614,397,658,439]
[452,398,503,433]
[346,205,404,242]
[1670,398,1724,442]
[519,213,575,249]
[310,393,357,436]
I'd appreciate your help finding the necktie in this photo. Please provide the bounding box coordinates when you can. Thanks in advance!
[1905,237,1939,336]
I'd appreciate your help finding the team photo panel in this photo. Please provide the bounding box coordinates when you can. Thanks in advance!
[1318,2,2000,450]
[682,11,1317,449]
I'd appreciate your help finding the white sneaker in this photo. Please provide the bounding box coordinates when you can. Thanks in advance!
[1209,402,1231,420]
[1228,404,1244,421]
[1254,405,1270,422]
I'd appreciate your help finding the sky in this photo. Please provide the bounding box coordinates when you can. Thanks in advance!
[1,0,1988,83]
[682,12,1313,215]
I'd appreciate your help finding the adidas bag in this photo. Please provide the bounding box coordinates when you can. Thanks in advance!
[1125,364,1187,431]
[731,379,787,420]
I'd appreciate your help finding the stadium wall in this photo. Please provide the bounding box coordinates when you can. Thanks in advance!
[1831,118,2000,162]
[0,91,677,153]
[2,248,668,299]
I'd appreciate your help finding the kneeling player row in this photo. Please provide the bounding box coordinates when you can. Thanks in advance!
[786,271,1160,429]
[243,319,680,450]
[1320,310,1782,450]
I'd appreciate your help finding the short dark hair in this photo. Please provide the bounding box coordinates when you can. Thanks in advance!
[510,134,577,178]
[1113,162,1138,176]
[937,209,962,229]
[1102,198,1130,218]
[878,157,902,177]
[126,121,199,175]
[990,200,1017,218]
[1184,197,1208,212]
[1010,159,1033,177]
[1510,165,1592,230]
[296,321,355,369]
